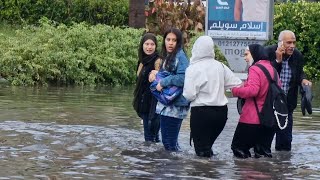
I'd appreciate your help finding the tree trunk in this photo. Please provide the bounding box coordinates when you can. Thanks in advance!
[129,0,146,28]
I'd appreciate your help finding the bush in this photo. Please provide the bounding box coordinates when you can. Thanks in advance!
[0,18,142,86]
[0,20,228,86]
[0,0,129,26]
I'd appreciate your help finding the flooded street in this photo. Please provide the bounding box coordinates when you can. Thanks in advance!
[0,84,319,179]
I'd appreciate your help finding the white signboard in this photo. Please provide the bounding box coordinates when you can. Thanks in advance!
[205,0,274,72]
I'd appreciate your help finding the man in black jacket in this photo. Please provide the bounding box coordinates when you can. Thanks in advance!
[265,30,312,151]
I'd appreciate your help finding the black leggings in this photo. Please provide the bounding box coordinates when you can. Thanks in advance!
[231,122,274,158]
[190,105,228,157]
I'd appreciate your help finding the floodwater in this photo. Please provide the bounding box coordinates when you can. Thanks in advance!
[0,84,319,179]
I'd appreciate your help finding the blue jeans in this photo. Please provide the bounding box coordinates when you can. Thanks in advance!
[160,115,183,151]
[275,112,293,151]
[142,113,160,142]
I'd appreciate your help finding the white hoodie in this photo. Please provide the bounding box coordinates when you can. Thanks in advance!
[183,36,242,107]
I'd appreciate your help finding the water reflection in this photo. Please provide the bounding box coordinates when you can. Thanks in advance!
[0,85,319,179]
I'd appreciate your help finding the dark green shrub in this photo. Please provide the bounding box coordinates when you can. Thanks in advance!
[0,18,142,86]
[0,0,129,26]
[0,20,227,86]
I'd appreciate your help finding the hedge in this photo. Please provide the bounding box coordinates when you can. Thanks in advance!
[0,0,129,26]
[0,18,141,86]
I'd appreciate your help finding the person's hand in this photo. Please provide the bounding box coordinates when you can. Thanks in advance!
[148,70,158,82]
[236,81,245,87]
[150,70,158,75]
[302,79,312,87]
[156,82,163,91]
[275,43,285,63]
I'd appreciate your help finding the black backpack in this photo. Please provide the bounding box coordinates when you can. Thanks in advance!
[254,64,288,130]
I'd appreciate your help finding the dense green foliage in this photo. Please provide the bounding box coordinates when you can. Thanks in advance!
[0,0,129,26]
[0,19,142,86]
[0,21,227,86]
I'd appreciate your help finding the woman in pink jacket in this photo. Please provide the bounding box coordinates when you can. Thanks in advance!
[231,44,278,158]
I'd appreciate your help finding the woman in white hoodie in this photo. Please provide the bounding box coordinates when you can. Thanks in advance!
[183,36,242,157]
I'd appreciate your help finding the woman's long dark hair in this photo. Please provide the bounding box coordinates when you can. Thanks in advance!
[161,28,184,72]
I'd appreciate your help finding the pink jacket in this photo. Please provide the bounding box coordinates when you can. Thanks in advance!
[232,60,280,124]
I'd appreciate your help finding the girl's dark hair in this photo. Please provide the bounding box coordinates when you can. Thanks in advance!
[161,28,184,71]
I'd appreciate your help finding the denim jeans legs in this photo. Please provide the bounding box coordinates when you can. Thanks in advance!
[160,115,183,151]
[142,113,160,142]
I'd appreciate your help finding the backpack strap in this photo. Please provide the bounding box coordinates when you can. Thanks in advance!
[253,63,276,120]
[253,97,261,119]
[255,63,278,84]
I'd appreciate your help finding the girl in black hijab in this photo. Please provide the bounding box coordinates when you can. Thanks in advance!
[133,33,162,142]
